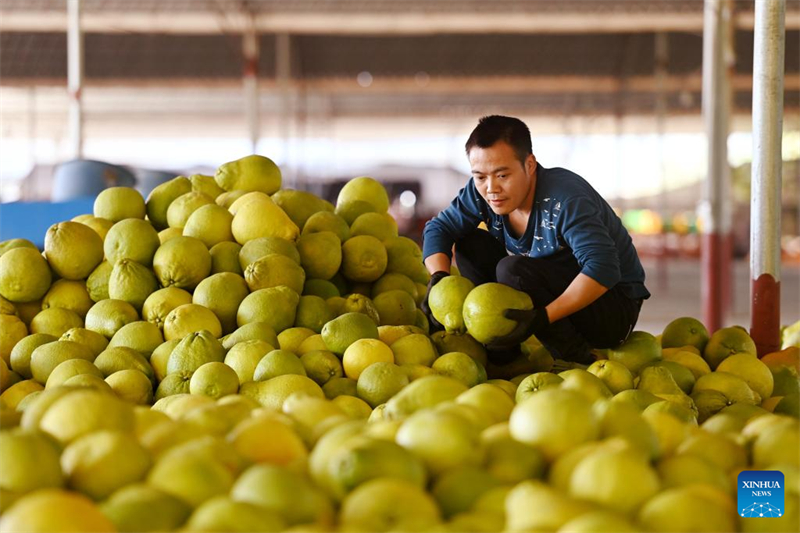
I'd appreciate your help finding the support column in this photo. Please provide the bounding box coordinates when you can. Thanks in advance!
[750,0,785,356]
[243,20,260,154]
[700,0,732,332]
[276,32,293,187]
[67,0,83,159]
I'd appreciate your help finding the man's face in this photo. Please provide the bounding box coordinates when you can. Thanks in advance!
[468,141,535,215]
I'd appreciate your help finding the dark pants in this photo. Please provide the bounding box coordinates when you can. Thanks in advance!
[455,230,642,364]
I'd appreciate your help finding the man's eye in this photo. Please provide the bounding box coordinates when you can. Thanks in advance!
[498,175,507,179]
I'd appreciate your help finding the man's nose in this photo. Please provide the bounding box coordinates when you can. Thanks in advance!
[486,177,501,193]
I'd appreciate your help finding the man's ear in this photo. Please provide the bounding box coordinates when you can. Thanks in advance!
[526,154,537,176]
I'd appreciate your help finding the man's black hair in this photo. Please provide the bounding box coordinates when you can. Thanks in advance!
[465,115,533,165]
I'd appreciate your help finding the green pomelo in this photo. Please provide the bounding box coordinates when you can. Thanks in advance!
[166,330,225,376]
[321,312,380,355]
[607,331,662,375]
[166,191,214,229]
[193,273,250,335]
[0,247,52,304]
[244,253,305,294]
[108,259,158,311]
[94,187,146,222]
[231,194,299,245]
[85,299,139,338]
[146,176,193,231]
[237,287,300,334]
[272,189,333,229]
[463,283,533,344]
[302,211,350,242]
[209,241,243,275]
[153,236,211,290]
[104,218,160,267]
[42,280,93,319]
[350,212,398,242]
[142,287,193,330]
[215,155,282,194]
[86,261,112,302]
[297,232,342,281]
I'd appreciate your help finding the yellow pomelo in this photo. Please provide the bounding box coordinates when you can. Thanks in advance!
[372,273,418,301]
[338,293,381,325]
[74,215,113,241]
[253,349,307,381]
[752,418,800,468]
[350,212,398,241]
[395,409,482,474]
[166,330,225,376]
[85,299,139,338]
[0,238,38,256]
[297,231,342,280]
[356,361,409,407]
[180,397,255,436]
[38,388,134,444]
[637,485,736,532]
[0,248,52,303]
[239,236,300,271]
[42,279,93,319]
[166,191,214,229]
[272,189,333,229]
[326,436,427,501]
[373,289,417,326]
[0,489,115,532]
[43,221,103,280]
[86,260,112,302]
[29,340,94,385]
[222,321,279,350]
[150,339,180,382]
[303,279,340,299]
[94,186,145,221]
[185,496,286,533]
[384,374,467,418]
[104,218,160,266]
[389,333,438,366]
[158,227,182,244]
[335,199,376,226]
[146,175,193,230]
[506,480,596,532]
[341,235,387,283]
[217,190,252,209]
[108,320,163,357]
[245,253,306,294]
[45,358,101,389]
[661,348,711,379]
[717,352,774,400]
[183,204,234,248]
[227,413,308,465]
[0,315,28,365]
[94,346,154,383]
[331,395,372,419]
[215,154,282,194]
[607,331,662,376]
[142,287,193,330]
[321,312,380,356]
[193,272,249,335]
[100,483,192,533]
[457,383,515,424]
[462,283,533,344]
[429,275,475,333]
[300,350,343,385]
[163,303,223,340]
[239,374,324,410]
[61,429,151,500]
[189,361,239,399]
[295,296,335,334]
[10,334,56,379]
[0,430,64,495]
[337,176,389,214]
[704,326,757,369]
[569,447,660,514]
[153,236,212,290]
[322,377,358,399]
[237,287,300,333]
[148,450,234,508]
[641,408,692,456]
[210,241,243,275]
[510,388,600,461]
[0,379,43,409]
[587,359,634,394]
[656,454,730,492]
[108,259,159,311]
[224,339,275,383]
[63,373,114,392]
[106,369,153,405]
[278,328,318,354]
[188,173,224,199]
[30,307,83,338]
[339,477,440,533]
[343,339,394,379]
[693,371,761,405]
[433,351,483,387]
[661,316,710,352]
[303,211,351,241]
[558,511,642,533]
[231,194,299,244]
[675,430,747,472]
[281,393,350,444]
[231,463,334,527]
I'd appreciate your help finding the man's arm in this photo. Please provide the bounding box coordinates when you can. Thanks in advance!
[424,252,451,275]
[544,272,608,323]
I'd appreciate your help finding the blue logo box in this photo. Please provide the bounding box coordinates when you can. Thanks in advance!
[738,470,785,518]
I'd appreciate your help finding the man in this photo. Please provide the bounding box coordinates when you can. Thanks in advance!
[422,115,650,366]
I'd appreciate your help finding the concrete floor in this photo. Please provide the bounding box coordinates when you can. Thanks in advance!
[635,258,800,336]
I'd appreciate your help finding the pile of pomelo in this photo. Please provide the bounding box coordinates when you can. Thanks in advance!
[0,154,798,533]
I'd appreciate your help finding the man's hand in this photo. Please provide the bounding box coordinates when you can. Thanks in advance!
[421,271,449,332]
[485,308,550,351]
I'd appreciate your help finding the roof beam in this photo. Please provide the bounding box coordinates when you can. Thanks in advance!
[1,9,799,34]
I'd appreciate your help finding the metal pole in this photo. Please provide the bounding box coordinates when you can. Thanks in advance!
[67,0,83,159]
[655,31,669,291]
[276,32,293,187]
[750,0,785,356]
[700,0,730,332]
[243,19,260,154]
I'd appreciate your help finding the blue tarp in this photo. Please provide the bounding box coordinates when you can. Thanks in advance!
[0,198,97,248]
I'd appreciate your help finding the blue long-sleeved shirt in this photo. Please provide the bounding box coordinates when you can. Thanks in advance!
[423,164,650,301]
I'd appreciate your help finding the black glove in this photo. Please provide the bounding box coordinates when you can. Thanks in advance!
[485,307,550,351]
[421,270,449,332]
